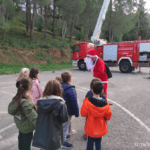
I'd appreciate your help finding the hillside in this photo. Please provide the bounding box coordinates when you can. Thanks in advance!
[0,21,77,74]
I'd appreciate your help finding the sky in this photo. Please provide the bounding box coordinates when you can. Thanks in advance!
[145,0,150,12]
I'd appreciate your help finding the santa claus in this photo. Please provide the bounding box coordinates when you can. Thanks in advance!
[85,49,108,101]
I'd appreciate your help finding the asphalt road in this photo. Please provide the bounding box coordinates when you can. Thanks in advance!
[0,67,150,150]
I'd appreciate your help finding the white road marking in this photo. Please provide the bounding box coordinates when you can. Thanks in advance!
[76,87,150,133]
[108,98,150,133]
[0,133,18,149]
[0,90,14,96]
[0,123,15,133]
[0,112,8,114]
[0,135,2,140]
[0,86,15,88]
[0,82,15,85]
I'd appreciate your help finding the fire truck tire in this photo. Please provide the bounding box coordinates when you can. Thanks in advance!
[78,61,86,70]
[119,62,132,73]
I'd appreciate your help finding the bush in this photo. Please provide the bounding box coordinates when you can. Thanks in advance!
[74,27,85,41]
[35,15,44,32]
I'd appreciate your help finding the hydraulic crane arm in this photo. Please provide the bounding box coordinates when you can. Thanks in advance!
[91,0,110,45]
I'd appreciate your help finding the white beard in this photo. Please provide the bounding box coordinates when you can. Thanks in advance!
[84,57,94,72]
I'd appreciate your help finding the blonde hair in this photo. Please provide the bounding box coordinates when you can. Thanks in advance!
[17,68,29,82]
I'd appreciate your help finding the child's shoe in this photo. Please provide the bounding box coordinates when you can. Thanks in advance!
[83,133,87,139]
[69,129,76,135]
[66,134,70,140]
[62,141,73,149]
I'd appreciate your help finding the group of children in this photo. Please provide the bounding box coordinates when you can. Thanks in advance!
[8,67,112,150]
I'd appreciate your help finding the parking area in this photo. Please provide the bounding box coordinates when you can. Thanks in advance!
[0,67,150,150]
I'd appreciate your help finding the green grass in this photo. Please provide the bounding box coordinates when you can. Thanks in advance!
[0,62,76,75]
[0,26,72,50]
[0,24,77,50]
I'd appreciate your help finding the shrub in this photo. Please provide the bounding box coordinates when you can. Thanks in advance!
[35,15,44,32]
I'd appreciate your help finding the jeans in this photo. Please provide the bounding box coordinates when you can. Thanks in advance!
[87,136,102,150]
[63,116,71,142]
[18,131,33,150]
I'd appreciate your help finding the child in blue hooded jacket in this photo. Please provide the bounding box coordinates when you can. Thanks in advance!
[61,71,79,149]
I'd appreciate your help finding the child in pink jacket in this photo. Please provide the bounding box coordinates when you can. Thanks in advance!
[29,67,43,105]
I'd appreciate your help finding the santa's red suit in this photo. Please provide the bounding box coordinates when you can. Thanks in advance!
[93,58,108,101]
[86,49,108,101]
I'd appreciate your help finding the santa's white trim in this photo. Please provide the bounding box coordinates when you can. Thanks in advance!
[102,81,108,83]
[87,54,97,57]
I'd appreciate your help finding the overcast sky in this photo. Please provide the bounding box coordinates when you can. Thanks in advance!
[145,0,150,12]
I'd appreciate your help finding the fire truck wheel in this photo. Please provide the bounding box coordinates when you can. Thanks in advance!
[119,61,132,73]
[78,61,86,70]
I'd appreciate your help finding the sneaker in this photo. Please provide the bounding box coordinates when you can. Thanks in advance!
[83,133,87,139]
[69,129,76,135]
[66,134,70,140]
[62,141,73,149]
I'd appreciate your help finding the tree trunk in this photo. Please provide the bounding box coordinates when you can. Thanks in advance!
[40,6,43,14]
[84,18,90,42]
[29,0,31,26]
[44,5,48,39]
[69,21,74,42]
[30,3,36,39]
[108,0,113,43]
[53,0,56,38]
[26,0,30,33]
[109,28,112,42]
[84,28,89,42]
[62,17,67,42]
[2,27,6,41]
[1,4,7,41]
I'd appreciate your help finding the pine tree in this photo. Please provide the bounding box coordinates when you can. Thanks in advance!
[102,0,138,42]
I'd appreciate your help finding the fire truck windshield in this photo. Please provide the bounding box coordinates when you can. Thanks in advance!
[74,45,80,52]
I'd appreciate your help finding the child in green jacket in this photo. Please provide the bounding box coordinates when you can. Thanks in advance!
[8,78,37,150]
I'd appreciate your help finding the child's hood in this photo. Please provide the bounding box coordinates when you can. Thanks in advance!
[8,98,19,116]
[61,83,73,91]
[85,97,110,118]
[37,95,65,114]
[8,98,30,116]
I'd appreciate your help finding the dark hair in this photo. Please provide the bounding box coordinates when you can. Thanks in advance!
[55,76,62,83]
[43,80,62,97]
[92,81,104,95]
[90,78,102,89]
[61,71,72,83]
[29,67,40,79]
[13,78,32,113]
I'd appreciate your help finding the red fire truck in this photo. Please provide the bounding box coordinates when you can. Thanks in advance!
[72,0,150,73]
[72,36,150,73]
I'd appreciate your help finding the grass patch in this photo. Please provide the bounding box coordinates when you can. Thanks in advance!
[0,62,76,75]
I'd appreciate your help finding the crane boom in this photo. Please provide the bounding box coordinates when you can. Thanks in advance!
[91,0,110,45]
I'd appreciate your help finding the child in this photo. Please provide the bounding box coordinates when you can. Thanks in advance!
[55,76,62,83]
[81,81,112,150]
[16,68,30,88]
[8,78,37,150]
[84,78,106,139]
[85,78,105,100]
[32,80,68,150]
[29,67,43,105]
[61,71,79,149]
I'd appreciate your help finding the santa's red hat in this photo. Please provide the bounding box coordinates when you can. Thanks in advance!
[87,49,97,57]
